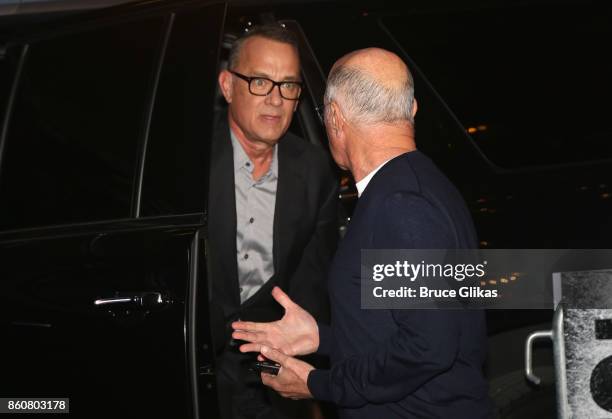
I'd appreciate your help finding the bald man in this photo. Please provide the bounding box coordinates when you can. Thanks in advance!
[232,48,491,418]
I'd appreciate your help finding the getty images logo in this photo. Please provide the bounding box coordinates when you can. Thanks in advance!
[372,260,488,282]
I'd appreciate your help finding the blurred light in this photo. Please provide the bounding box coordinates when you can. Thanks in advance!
[477,198,487,204]
[480,241,489,247]
[362,11,369,16]
[579,186,588,191]
[467,125,488,134]
[479,207,488,212]
[602,193,610,199]
[480,281,487,287]
[510,275,517,281]
[500,278,508,283]
[489,280,497,285]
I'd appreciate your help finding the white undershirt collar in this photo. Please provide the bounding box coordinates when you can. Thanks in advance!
[355,159,392,197]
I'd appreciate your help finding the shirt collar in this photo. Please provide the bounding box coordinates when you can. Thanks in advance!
[355,159,392,197]
[230,128,278,178]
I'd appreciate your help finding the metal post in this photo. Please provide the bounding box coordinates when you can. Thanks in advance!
[552,303,569,419]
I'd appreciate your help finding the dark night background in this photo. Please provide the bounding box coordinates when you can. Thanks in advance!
[1,0,611,418]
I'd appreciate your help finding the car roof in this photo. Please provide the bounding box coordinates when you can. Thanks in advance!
[0,0,140,16]
[0,0,338,16]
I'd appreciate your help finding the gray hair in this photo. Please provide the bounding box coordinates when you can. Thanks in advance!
[324,64,415,125]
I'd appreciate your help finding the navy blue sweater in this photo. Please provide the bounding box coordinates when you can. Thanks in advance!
[307,151,491,418]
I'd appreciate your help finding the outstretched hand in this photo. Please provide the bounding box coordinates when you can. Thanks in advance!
[232,286,319,356]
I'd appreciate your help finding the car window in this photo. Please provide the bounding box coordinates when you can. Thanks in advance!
[382,1,612,168]
[297,8,493,208]
[141,4,225,217]
[0,46,17,130]
[0,16,165,230]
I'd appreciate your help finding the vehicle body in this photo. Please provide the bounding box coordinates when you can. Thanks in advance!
[1,0,610,418]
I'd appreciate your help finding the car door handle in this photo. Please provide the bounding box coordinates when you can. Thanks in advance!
[94,292,172,310]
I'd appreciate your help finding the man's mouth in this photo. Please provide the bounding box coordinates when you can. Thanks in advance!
[261,114,282,122]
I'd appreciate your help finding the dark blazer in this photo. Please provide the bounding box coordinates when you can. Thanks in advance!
[207,115,338,353]
[308,151,491,418]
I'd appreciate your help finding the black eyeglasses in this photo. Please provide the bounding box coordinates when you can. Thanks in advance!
[230,70,303,100]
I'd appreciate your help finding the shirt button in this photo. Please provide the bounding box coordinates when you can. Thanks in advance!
[244,254,249,260]
[249,217,254,223]
[245,162,251,167]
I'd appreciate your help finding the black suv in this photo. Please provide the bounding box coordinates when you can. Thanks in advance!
[1,1,611,418]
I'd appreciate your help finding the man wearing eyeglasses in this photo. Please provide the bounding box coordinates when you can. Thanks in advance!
[207,25,338,419]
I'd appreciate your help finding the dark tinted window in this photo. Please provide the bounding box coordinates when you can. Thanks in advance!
[0,46,19,129]
[141,5,224,216]
[383,1,612,168]
[299,9,488,169]
[0,16,165,230]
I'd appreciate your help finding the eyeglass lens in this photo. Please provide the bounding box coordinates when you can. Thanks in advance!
[249,78,301,99]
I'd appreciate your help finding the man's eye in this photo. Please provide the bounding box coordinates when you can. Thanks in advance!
[253,79,267,87]
[282,82,298,90]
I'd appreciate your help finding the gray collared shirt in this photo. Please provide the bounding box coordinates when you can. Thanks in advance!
[230,130,278,303]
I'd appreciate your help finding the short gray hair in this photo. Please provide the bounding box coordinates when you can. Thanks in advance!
[324,64,415,124]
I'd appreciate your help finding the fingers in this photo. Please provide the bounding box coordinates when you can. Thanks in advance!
[232,320,264,332]
[261,372,277,389]
[260,345,289,365]
[237,342,262,353]
[261,373,291,398]
[271,286,296,311]
[232,330,262,343]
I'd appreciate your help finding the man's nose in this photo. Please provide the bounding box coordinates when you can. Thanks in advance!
[265,85,284,106]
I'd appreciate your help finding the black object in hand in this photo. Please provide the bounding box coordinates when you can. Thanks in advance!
[251,360,281,375]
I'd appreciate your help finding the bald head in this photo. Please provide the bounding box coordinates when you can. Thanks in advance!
[325,48,415,125]
[334,48,409,88]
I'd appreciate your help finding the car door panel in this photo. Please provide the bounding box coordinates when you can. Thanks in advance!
[0,219,203,417]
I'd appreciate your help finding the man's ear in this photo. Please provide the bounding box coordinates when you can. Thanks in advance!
[411,98,418,119]
[329,102,344,136]
[218,70,233,103]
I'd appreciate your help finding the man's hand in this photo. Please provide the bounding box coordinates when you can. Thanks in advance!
[232,286,319,356]
[259,345,314,400]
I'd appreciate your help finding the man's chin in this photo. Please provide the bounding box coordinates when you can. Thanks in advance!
[255,130,288,145]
